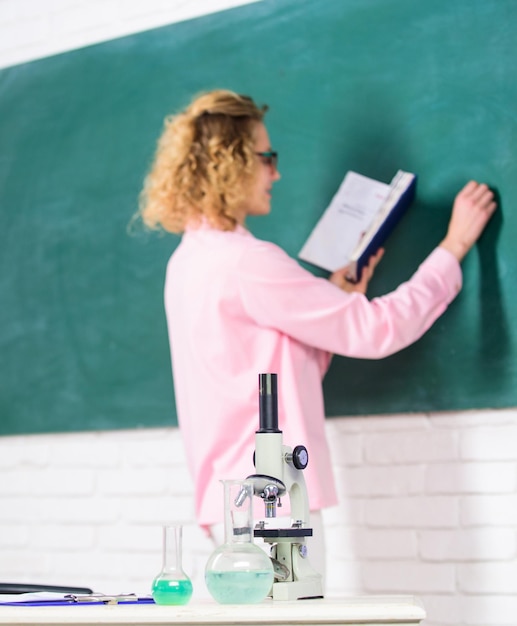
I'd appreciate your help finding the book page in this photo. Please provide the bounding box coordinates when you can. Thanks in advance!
[298,171,390,272]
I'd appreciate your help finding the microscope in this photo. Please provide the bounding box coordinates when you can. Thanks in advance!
[245,373,324,601]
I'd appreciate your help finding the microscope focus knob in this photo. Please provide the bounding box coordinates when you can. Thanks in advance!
[291,445,309,470]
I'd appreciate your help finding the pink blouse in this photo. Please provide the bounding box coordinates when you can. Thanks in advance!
[164,224,462,528]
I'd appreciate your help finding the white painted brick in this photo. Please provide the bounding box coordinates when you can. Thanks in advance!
[419,528,516,561]
[323,526,360,560]
[420,594,517,626]
[2,497,110,524]
[0,497,50,523]
[31,524,96,549]
[0,468,95,495]
[431,408,517,429]
[120,494,194,524]
[462,595,517,626]
[49,546,135,578]
[0,438,49,467]
[42,496,121,524]
[326,527,418,560]
[322,499,365,526]
[122,437,187,467]
[356,529,418,560]
[365,431,458,464]
[426,462,517,494]
[96,467,170,495]
[99,428,172,443]
[182,523,214,558]
[324,559,363,595]
[49,440,120,467]
[458,562,517,594]
[418,594,463,626]
[0,524,29,547]
[461,425,517,460]
[51,547,159,588]
[0,549,52,576]
[330,414,429,433]
[418,593,464,626]
[320,504,342,526]
[365,496,459,528]
[325,423,363,465]
[321,502,365,528]
[43,467,96,494]
[461,494,517,526]
[97,523,161,552]
[334,465,425,497]
[363,562,456,593]
[167,464,194,492]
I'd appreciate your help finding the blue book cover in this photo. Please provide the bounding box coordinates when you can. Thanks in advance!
[299,170,416,280]
[345,171,417,283]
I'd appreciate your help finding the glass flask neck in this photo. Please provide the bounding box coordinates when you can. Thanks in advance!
[222,479,254,545]
[161,525,184,574]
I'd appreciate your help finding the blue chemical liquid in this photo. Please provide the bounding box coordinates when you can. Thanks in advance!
[152,577,193,605]
[205,570,273,604]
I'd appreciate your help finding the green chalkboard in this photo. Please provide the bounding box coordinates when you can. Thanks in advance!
[1,0,515,435]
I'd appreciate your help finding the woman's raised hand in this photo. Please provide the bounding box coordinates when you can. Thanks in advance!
[440,181,497,261]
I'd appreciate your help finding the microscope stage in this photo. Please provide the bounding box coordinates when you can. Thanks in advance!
[254,527,313,538]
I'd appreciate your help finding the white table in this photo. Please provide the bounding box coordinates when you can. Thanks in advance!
[0,596,425,625]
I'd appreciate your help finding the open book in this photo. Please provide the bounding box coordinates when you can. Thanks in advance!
[298,170,417,283]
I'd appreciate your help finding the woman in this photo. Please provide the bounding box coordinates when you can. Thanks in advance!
[139,89,496,546]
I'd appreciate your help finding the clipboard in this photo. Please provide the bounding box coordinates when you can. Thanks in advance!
[0,593,155,607]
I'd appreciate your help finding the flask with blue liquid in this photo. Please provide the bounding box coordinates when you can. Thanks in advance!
[205,479,274,604]
[152,524,193,605]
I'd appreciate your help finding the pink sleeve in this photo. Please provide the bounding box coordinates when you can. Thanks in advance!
[237,244,462,360]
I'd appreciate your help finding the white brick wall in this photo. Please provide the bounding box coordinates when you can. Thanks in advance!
[0,428,213,594]
[1,411,516,625]
[1,3,516,625]
[322,411,517,626]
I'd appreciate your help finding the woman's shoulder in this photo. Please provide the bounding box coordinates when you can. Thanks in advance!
[185,224,282,251]
[177,224,297,273]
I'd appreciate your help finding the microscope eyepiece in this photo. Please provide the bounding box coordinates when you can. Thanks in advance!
[257,373,281,433]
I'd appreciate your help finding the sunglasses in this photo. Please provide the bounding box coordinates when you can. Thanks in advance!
[255,151,278,169]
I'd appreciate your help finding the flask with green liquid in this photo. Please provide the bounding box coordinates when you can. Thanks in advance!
[152,524,193,605]
[205,479,274,604]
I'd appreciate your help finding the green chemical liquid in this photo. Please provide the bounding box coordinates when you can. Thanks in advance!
[152,577,193,605]
[205,570,273,604]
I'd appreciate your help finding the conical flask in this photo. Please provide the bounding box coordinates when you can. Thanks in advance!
[152,524,193,605]
[205,479,274,604]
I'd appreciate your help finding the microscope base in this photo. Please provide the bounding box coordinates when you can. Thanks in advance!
[267,538,324,601]
[271,579,324,601]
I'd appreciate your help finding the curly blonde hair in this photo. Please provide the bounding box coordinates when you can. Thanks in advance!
[139,90,268,233]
